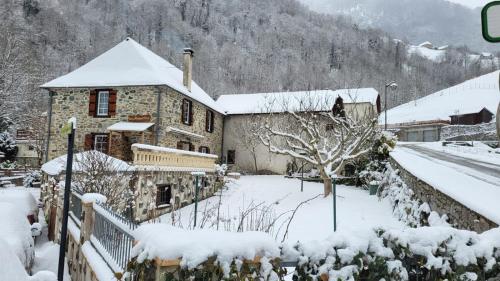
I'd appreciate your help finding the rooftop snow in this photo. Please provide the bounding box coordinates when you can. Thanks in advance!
[41,150,132,176]
[380,70,500,125]
[41,38,224,114]
[216,88,379,115]
[107,122,154,132]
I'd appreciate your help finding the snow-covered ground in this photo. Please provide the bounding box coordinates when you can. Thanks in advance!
[392,144,500,225]
[160,175,405,243]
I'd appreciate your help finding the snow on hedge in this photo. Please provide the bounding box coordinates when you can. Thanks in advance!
[283,226,500,280]
[131,224,280,274]
[0,202,35,269]
[0,186,38,217]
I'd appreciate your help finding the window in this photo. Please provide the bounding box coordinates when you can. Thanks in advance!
[94,134,108,153]
[156,184,172,206]
[177,141,194,151]
[97,90,109,116]
[227,150,236,164]
[181,99,193,125]
[205,110,214,132]
[199,146,210,154]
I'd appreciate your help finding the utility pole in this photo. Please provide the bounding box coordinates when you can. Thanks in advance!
[57,118,76,281]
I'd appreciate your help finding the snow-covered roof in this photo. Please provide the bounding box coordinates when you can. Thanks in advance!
[408,44,445,62]
[166,126,204,139]
[41,38,224,114]
[41,150,132,176]
[107,122,154,132]
[216,88,379,115]
[380,70,500,125]
[132,143,218,159]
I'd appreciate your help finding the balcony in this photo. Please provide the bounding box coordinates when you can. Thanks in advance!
[131,144,217,172]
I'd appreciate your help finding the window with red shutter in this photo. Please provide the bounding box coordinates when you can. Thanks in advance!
[84,134,94,150]
[108,90,117,116]
[89,90,97,116]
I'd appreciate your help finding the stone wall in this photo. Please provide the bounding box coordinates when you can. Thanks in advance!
[440,122,497,141]
[390,157,498,233]
[47,86,223,161]
[132,169,222,222]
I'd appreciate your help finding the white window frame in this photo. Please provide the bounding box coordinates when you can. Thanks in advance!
[97,90,109,116]
[94,134,108,153]
[182,99,191,125]
[200,146,209,154]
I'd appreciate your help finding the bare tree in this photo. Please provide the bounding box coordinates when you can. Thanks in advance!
[259,92,378,196]
[72,151,134,213]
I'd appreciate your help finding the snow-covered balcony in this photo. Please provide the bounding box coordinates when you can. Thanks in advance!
[131,144,218,172]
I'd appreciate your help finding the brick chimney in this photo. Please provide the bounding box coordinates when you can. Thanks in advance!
[183,48,194,92]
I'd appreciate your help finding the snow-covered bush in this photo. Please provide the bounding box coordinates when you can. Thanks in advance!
[215,164,228,177]
[372,131,397,160]
[286,227,500,281]
[378,163,431,227]
[23,171,41,187]
[129,224,284,280]
[0,132,18,160]
[0,159,17,169]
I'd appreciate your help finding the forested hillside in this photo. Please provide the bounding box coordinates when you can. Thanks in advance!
[0,0,495,128]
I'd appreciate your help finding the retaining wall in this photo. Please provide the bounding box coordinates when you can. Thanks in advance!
[389,157,498,233]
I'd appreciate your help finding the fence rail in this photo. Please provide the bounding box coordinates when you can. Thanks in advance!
[92,202,138,270]
[69,190,82,222]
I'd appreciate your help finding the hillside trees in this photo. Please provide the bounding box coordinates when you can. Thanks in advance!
[0,0,493,129]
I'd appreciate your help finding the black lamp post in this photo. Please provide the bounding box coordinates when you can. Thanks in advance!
[384,81,398,131]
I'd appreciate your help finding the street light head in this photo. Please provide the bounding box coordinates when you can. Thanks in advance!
[386,81,398,91]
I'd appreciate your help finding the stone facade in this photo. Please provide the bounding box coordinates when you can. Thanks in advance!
[132,169,221,222]
[390,158,498,233]
[46,85,223,161]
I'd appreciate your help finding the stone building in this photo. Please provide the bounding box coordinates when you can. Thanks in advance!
[216,89,381,174]
[41,38,224,162]
[40,38,225,222]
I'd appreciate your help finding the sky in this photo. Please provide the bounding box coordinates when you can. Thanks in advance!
[445,0,491,9]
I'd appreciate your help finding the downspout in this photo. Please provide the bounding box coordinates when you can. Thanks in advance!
[155,86,161,146]
[44,91,54,163]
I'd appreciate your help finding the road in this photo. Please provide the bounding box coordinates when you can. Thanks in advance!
[398,143,500,186]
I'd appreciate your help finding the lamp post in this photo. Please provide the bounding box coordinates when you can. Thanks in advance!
[191,171,206,228]
[57,118,76,281]
[384,81,398,131]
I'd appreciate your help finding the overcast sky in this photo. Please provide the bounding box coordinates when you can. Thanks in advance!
[445,0,491,9]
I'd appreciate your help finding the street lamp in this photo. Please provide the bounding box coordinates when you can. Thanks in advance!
[384,81,398,131]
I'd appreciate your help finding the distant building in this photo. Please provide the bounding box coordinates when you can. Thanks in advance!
[449,108,494,125]
[381,71,500,142]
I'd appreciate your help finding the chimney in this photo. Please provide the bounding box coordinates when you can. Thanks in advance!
[183,48,194,92]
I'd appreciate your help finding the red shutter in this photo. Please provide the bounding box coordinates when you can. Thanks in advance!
[89,90,97,116]
[109,90,117,116]
[84,134,94,150]
[188,100,193,126]
[189,143,195,151]
[177,141,183,150]
[198,146,203,153]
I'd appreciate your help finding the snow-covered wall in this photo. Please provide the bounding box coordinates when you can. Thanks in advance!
[389,157,497,232]
[440,122,498,141]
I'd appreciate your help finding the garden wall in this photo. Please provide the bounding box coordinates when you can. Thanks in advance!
[389,157,498,233]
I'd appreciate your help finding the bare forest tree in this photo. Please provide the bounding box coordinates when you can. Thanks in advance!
[72,151,134,213]
[259,92,378,196]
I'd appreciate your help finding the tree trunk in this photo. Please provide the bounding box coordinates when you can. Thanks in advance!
[252,148,258,174]
[320,168,332,196]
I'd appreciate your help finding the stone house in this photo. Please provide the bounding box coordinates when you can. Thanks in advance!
[40,38,225,222]
[41,37,224,162]
[215,89,381,174]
